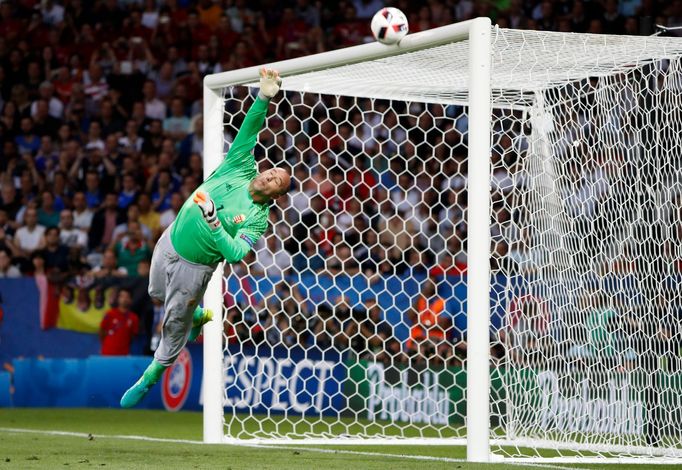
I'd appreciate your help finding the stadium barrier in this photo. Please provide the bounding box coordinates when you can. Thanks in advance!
[7,345,682,442]
[0,371,10,407]
[9,351,203,410]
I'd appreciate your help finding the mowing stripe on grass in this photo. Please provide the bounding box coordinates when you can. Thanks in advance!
[0,427,582,470]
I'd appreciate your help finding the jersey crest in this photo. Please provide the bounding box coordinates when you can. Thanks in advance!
[233,214,245,224]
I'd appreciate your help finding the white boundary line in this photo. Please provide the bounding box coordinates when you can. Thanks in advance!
[0,427,585,470]
[0,427,203,445]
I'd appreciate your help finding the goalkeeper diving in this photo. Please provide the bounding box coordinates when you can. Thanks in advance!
[120,69,290,408]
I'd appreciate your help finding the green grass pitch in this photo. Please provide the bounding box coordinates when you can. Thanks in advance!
[0,408,678,469]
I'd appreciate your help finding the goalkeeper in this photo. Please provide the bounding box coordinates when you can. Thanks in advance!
[121,69,290,408]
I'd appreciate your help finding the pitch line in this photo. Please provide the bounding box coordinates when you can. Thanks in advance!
[243,442,591,470]
[0,427,585,470]
[0,427,203,445]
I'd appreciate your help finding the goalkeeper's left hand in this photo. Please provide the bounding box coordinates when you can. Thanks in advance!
[259,67,281,99]
[193,191,221,230]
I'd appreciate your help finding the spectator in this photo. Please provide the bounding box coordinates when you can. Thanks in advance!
[32,81,64,119]
[353,0,384,19]
[332,5,370,47]
[141,119,164,155]
[0,247,20,278]
[1,102,20,140]
[15,207,46,259]
[41,226,70,274]
[408,279,452,363]
[83,63,109,103]
[85,121,105,151]
[100,288,139,356]
[160,192,182,230]
[179,117,203,164]
[32,100,61,138]
[82,170,103,209]
[150,169,175,212]
[34,136,59,173]
[118,172,139,210]
[89,192,124,252]
[163,97,190,141]
[90,248,127,279]
[59,209,88,251]
[141,0,160,29]
[41,0,65,26]
[53,66,75,104]
[137,193,161,237]
[348,298,398,363]
[0,184,21,221]
[152,62,176,100]
[15,118,41,155]
[112,204,152,243]
[98,98,125,138]
[37,191,60,228]
[118,119,145,155]
[112,221,151,276]
[0,212,17,255]
[142,80,166,120]
[72,191,94,232]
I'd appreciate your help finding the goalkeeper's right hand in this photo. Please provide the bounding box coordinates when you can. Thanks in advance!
[193,191,221,230]
[259,67,281,98]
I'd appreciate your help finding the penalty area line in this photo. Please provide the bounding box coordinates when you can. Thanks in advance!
[0,427,584,470]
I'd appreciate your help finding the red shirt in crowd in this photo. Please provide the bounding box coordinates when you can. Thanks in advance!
[100,308,139,355]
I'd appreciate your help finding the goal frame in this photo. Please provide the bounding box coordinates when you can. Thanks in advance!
[201,17,493,461]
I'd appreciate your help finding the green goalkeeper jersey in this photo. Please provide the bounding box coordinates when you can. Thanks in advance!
[170,96,270,266]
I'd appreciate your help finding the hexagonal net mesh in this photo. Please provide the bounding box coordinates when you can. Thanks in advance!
[211,27,682,459]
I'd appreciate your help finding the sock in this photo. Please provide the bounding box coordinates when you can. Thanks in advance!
[192,306,204,326]
[142,359,167,386]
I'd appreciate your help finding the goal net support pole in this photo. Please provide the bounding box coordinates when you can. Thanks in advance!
[201,17,494,453]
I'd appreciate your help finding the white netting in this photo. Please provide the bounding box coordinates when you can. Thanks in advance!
[213,27,682,460]
[497,44,682,460]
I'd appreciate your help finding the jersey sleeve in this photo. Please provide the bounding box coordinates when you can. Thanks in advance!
[210,213,268,264]
[216,96,270,175]
[211,229,252,263]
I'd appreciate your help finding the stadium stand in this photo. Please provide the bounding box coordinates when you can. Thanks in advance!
[0,0,674,361]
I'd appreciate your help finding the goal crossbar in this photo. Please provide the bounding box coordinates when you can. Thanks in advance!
[203,19,481,90]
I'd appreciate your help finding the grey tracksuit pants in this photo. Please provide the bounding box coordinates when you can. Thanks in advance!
[149,228,216,366]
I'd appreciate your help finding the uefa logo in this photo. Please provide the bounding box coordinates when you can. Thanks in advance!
[161,347,192,411]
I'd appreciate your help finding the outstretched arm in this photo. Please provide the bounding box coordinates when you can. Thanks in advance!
[221,68,281,169]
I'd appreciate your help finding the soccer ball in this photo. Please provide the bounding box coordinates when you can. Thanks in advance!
[371,7,409,45]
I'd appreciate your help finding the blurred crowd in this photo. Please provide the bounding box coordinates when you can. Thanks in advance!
[0,0,675,363]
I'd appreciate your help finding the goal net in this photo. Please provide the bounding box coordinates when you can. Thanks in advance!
[202,20,682,462]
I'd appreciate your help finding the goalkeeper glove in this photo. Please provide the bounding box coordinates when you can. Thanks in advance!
[193,191,221,230]
[259,67,281,99]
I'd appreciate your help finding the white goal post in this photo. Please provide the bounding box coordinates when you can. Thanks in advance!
[201,17,682,463]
